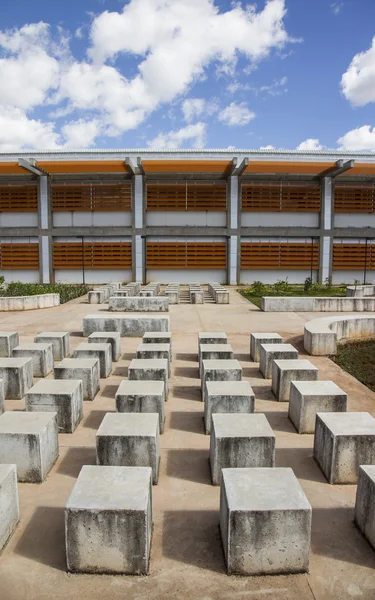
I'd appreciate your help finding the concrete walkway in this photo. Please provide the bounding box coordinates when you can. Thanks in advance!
[0,289,374,600]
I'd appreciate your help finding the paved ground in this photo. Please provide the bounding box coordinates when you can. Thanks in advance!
[0,289,375,600]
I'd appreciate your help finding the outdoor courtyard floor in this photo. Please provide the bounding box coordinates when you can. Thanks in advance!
[0,289,374,600]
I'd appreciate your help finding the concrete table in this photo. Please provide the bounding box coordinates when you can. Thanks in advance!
[143,332,172,351]
[0,411,59,483]
[34,332,70,361]
[210,414,275,485]
[314,412,375,484]
[54,358,100,401]
[116,380,165,433]
[96,413,160,484]
[12,343,54,377]
[65,465,152,574]
[199,344,234,376]
[355,465,375,551]
[271,359,319,402]
[204,381,254,434]
[73,342,112,378]
[83,314,170,338]
[0,357,33,399]
[201,360,242,403]
[0,332,19,357]
[220,468,311,575]
[250,333,283,362]
[128,359,169,400]
[25,379,83,433]
[0,465,19,552]
[289,380,347,434]
[88,332,121,361]
[259,343,298,379]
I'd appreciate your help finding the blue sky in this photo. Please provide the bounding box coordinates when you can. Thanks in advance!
[0,0,374,151]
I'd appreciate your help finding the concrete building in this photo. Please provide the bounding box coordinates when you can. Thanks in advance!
[0,149,374,285]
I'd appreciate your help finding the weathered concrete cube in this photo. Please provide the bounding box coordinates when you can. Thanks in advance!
[83,314,170,338]
[0,412,58,483]
[54,358,100,401]
[65,465,152,574]
[250,333,283,362]
[116,380,165,433]
[0,464,19,552]
[289,380,348,434]
[128,359,169,400]
[0,357,33,399]
[204,381,254,434]
[314,412,375,484]
[88,290,105,304]
[88,331,121,361]
[109,296,169,312]
[210,414,275,485]
[136,343,171,376]
[0,332,19,357]
[198,332,228,359]
[271,359,319,402]
[143,331,172,351]
[199,344,234,376]
[12,343,54,378]
[190,290,204,304]
[0,379,4,415]
[25,379,83,433]
[355,465,375,551]
[259,343,298,379]
[220,468,312,575]
[97,413,160,484]
[73,342,112,378]
[201,360,242,403]
[34,332,70,361]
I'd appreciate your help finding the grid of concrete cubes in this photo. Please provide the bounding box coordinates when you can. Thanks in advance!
[116,380,165,433]
[289,381,348,434]
[65,465,152,574]
[54,358,100,401]
[210,414,275,485]
[12,343,54,377]
[73,342,112,378]
[271,359,319,402]
[259,343,299,379]
[0,332,19,357]
[0,412,59,483]
[250,332,283,362]
[204,381,254,434]
[128,359,169,400]
[355,465,375,551]
[25,379,83,433]
[0,464,19,552]
[88,332,121,361]
[201,360,242,403]
[0,357,33,399]
[34,332,70,361]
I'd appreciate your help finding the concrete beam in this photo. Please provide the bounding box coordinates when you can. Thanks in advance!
[125,157,139,175]
[18,158,48,177]
[224,158,237,177]
[317,160,354,179]
[137,157,145,176]
[233,158,249,177]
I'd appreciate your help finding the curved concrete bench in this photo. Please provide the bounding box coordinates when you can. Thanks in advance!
[0,294,60,312]
[304,315,375,355]
[346,285,375,298]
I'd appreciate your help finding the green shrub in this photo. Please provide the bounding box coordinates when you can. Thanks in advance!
[251,280,267,296]
[274,278,289,293]
[0,283,92,304]
[304,277,313,293]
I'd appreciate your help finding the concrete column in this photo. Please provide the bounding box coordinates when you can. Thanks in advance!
[133,175,144,283]
[319,177,333,283]
[228,175,240,285]
[38,176,51,284]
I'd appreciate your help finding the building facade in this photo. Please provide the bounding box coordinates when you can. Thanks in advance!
[0,149,374,285]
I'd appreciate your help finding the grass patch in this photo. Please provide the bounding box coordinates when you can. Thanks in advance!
[333,339,375,392]
[239,282,347,309]
[0,283,93,304]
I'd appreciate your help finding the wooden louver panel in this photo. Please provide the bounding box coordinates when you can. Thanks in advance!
[332,243,375,270]
[147,182,227,211]
[242,183,320,212]
[0,243,39,270]
[146,242,227,269]
[0,186,38,212]
[53,242,132,269]
[52,183,131,211]
[241,242,319,270]
[334,185,375,213]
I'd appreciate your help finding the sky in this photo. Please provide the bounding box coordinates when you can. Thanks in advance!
[0,0,375,151]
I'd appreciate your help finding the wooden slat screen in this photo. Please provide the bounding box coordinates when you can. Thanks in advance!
[53,242,132,269]
[333,243,375,270]
[241,242,319,270]
[334,185,375,213]
[0,243,39,270]
[52,183,132,211]
[242,182,321,212]
[147,242,227,269]
[147,182,227,211]
[0,186,38,212]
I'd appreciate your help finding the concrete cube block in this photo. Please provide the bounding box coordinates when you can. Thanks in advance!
[201,360,242,403]
[88,290,105,304]
[83,314,170,338]
[116,380,165,433]
[198,332,228,359]
[96,413,160,484]
[0,464,19,552]
[271,359,319,402]
[0,332,19,357]
[25,379,83,433]
[136,344,171,376]
[109,296,168,312]
[0,379,4,415]
[54,358,100,401]
[65,465,152,574]
[259,343,298,379]
[190,290,204,304]
[143,331,172,351]
[210,414,275,485]
[128,359,169,400]
[355,465,375,551]
[0,358,33,399]
[12,343,54,378]
[88,332,121,361]
[0,412,59,483]
[289,381,348,434]
[73,343,112,378]
[199,344,234,376]
[314,412,375,484]
[34,332,70,361]
[204,381,254,434]
[250,333,283,362]
[220,468,312,575]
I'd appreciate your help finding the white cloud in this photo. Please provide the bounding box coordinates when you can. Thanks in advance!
[218,102,255,126]
[147,122,206,148]
[61,119,101,148]
[331,2,343,15]
[337,125,375,151]
[296,138,324,151]
[0,106,60,151]
[260,145,276,150]
[259,75,287,95]
[341,37,375,107]
[182,98,205,123]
